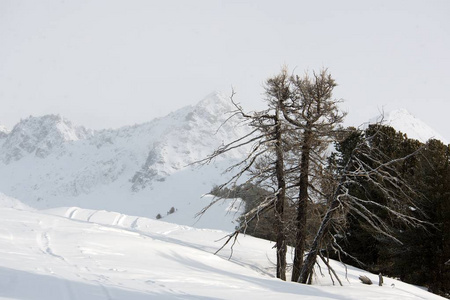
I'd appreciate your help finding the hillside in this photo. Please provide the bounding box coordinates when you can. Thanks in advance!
[0,195,445,300]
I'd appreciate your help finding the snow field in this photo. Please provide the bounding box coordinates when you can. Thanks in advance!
[0,200,445,300]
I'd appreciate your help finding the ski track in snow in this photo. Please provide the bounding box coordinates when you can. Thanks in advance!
[130,217,140,229]
[66,207,78,219]
[87,210,97,222]
[114,214,127,226]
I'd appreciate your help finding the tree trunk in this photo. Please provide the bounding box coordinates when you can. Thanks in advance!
[298,157,352,283]
[274,109,287,280]
[291,128,312,282]
[298,190,340,283]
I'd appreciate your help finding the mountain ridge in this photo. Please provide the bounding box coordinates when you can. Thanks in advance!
[0,92,248,231]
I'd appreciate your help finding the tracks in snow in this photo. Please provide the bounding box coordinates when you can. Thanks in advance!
[34,217,116,300]
[62,207,143,232]
[36,227,66,263]
[112,214,127,227]
[65,207,79,219]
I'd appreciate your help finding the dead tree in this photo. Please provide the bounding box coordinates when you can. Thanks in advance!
[277,69,346,282]
[196,78,292,280]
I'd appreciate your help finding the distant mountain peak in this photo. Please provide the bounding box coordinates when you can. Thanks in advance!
[0,124,9,138]
[0,114,91,163]
[371,109,448,144]
[194,91,235,115]
[130,91,248,191]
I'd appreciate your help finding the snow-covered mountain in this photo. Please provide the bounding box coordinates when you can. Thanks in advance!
[0,124,9,139]
[0,92,248,231]
[0,114,92,163]
[370,109,448,144]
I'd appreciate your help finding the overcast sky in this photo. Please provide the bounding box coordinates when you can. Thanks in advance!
[1,0,449,140]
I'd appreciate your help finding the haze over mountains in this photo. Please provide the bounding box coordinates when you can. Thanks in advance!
[0,92,447,231]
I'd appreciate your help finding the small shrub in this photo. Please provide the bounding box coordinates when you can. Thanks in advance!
[167,207,176,215]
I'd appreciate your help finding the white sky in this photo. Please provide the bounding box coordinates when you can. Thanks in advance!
[1,0,449,140]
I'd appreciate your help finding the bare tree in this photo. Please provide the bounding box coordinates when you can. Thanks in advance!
[197,76,292,280]
[199,68,346,282]
[277,69,346,282]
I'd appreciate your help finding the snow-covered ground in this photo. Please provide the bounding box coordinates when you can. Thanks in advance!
[0,195,445,300]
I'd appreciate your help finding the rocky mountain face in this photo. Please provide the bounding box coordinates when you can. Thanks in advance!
[0,115,92,163]
[0,92,249,230]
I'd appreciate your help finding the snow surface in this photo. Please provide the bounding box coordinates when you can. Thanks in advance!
[370,109,448,144]
[0,195,445,300]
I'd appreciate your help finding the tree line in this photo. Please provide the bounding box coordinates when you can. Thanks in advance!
[201,68,449,297]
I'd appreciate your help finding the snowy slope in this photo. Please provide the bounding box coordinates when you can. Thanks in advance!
[371,109,448,144]
[0,92,249,231]
[0,197,445,300]
[0,191,33,210]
